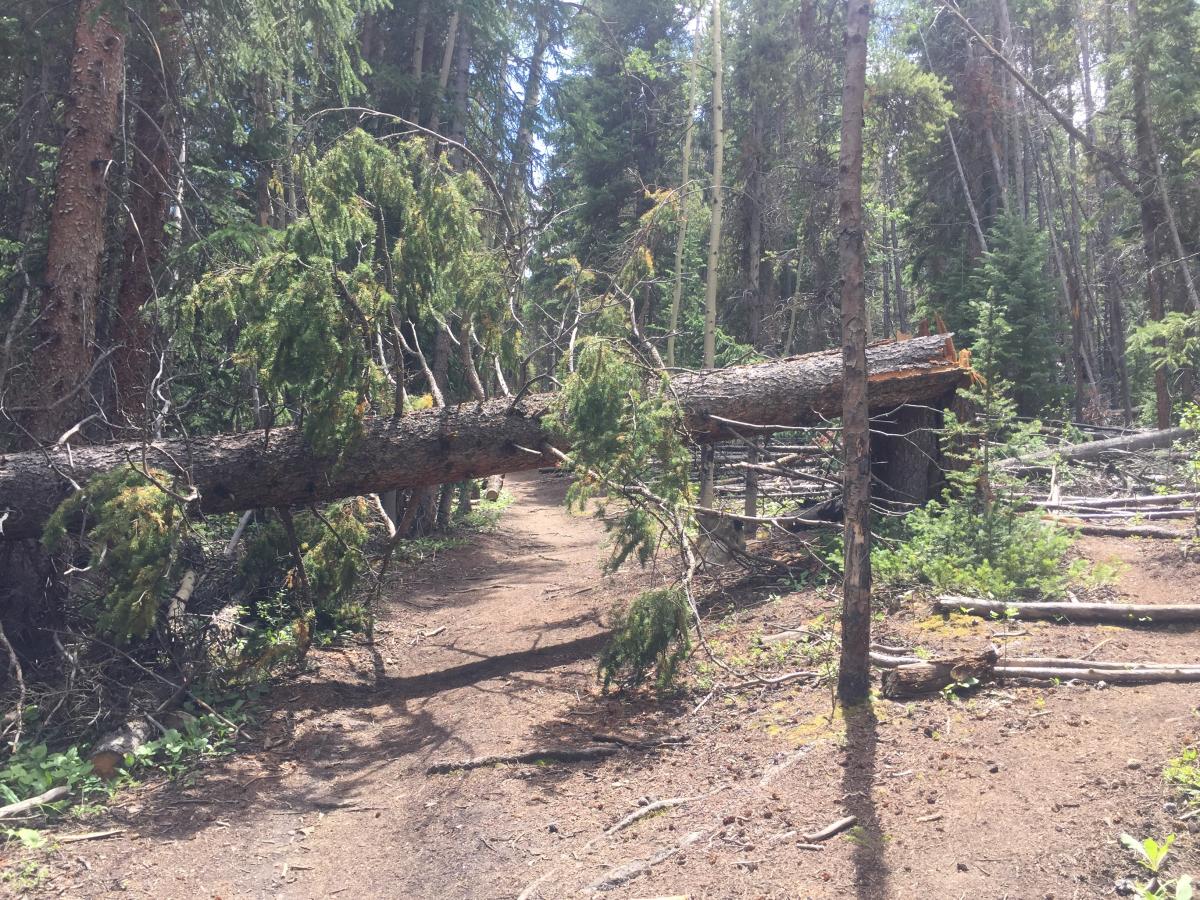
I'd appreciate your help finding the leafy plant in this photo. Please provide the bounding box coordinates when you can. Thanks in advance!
[1123,833,1177,874]
[1165,747,1200,810]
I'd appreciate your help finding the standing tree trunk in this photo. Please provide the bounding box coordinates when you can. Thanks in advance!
[666,6,700,369]
[503,3,549,216]
[26,0,125,444]
[409,0,429,123]
[699,0,725,509]
[113,5,183,425]
[1128,0,1173,427]
[427,6,461,139]
[835,0,873,705]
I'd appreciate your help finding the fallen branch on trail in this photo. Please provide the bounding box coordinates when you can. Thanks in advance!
[427,745,618,774]
[1044,519,1194,540]
[605,796,696,834]
[0,785,70,819]
[0,336,968,540]
[879,648,998,698]
[999,426,1193,471]
[936,595,1200,625]
[1031,491,1200,509]
[586,830,707,893]
[803,814,859,843]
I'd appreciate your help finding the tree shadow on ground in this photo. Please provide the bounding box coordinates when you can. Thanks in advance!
[841,701,891,899]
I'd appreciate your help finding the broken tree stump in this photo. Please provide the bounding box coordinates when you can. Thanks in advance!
[880,647,998,698]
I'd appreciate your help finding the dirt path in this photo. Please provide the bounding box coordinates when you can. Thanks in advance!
[26,473,1200,898]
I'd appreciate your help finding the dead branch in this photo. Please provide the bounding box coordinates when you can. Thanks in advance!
[0,785,70,819]
[427,745,618,774]
[605,796,696,834]
[802,814,858,843]
[937,595,1200,625]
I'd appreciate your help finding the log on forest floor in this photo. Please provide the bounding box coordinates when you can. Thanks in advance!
[936,595,1200,625]
[999,426,1194,471]
[0,335,969,540]
[1043,519,1194,539]
[879,647,997,698]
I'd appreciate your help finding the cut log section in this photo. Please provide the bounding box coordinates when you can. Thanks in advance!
[880,647,997,698]
[0,335,969,540]
[90,718,155,778]
[936,595,1200,626]
[484,475,505,502]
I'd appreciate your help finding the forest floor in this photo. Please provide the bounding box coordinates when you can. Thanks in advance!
[14,472,1199,899]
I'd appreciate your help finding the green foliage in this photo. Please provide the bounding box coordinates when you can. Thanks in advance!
[1165,747,1200,811]
[42,467,189,642]
[873,495,1076,599]
[188,130,501,453]
[1122,833,1176,875]
[556,337,692,571]
[598,588,691,691]
[873,380,1086,599]
[964,215,1068,416]
[237,499,371,636]
[0,711,237,818]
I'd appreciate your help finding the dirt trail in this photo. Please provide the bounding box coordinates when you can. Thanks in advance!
[38,473,650,899]
[26,473,1200,898]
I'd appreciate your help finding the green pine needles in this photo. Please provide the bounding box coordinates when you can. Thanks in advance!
[554,337,696,689]
[556,337,692,571]
[43,467,189,642]
[597,587,691,692]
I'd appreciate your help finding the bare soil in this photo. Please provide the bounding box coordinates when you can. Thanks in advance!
[16,473,1199,898]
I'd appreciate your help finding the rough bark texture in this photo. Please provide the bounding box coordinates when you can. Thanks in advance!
[880,648,998,698]
[26,0,124,442]
[835,0,873,705]
[0,336,967,541]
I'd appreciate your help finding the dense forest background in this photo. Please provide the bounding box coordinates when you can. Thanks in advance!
[0,0,1198,669]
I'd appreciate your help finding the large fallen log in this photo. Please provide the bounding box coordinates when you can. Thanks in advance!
[0,336,968,540]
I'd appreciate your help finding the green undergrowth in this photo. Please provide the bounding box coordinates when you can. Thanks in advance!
[0,699,246,837]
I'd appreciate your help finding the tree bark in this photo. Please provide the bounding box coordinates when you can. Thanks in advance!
[699,0,725,510]
[666,9,700,369]
[25,0,125,443]
[836,0,873,705]
[113,5,183,424]
[0,336,968,540]
[503,3,549,215]
[880,648,997,698]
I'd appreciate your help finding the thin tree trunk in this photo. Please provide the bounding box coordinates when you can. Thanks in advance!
[449,15,472,170]
[503,3,548,214]
[1128,0,1174,427]
[667,7,700,369]
[113,5,183,424]
[700,0,725,509]
[26,0,125,444]
[409,0,429,122]
[836,0,873,705]
[427,6,461,140]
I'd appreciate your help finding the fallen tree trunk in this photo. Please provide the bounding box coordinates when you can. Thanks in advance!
[1047,520,1194,539]
[1000,426,1193,470]
[936,595,1200,625]
[0,336,967,540]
